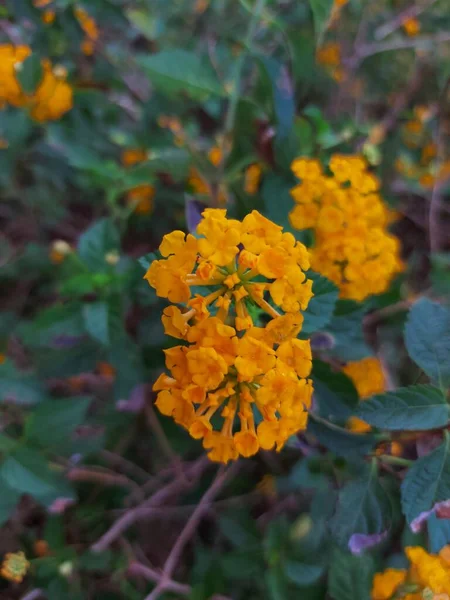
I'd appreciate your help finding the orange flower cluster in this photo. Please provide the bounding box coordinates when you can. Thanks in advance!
[316,42,345,82]
[74,6,99,56]
[0,45,72,122]
[145,208,314,463]
[372,546,450,599]
[121,149,155,215]
[343,357,385,433]
[1,551,29,583]
[33,0,56,24]
[290,155,403,301]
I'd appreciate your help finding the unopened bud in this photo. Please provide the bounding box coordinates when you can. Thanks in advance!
[52,240,72,255]
[105,251,120,265]
[59,561,73,577]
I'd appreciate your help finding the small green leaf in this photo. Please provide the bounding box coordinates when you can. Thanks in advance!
[256,56,295,139]
[307,414,377,458]
[126,8,157,38]
[83,302,110,346]
[357,384,450,430]
[330,464,391,548]
[78,219,120,272]
[328,547,375,600]
[0,362,45,405]
[138,50,223,100]
[312,360,359,420]
[428,512,450,553]
[284,561,324,587]
[308,0,334,43]
[405,298,450,386]
[0,447,74,505]
[401,433,450,526]
[325,301,372,362]
[138,252,158,271]
[302,272,339,335]
[25,397,91,448]
[16,53,43,95]
[0,477,21,526]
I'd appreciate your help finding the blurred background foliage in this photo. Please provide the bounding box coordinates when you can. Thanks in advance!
[0,0,450,599]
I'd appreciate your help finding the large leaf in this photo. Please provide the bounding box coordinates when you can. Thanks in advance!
[307,414,377,458]
[25,397,91,448]
[78,219,120,273]
[404,298,450,386]
[302,273,339,335]
[83,302,110,346]
[428,513,450,553]
[357,384,450,430]
[15,53,43,95]
[312,360,359,420]
[0,447,74,505]
[401,432,450,525]
[328,547,375,600]
[262,174,297,233]
[325,301,371,362]
[0,362,45,406]
[257,57,295,139]
[284,560,325,587]
[330,464,391,549]
[0,477,21,526]
[138,50,223,99]
[309,0,334,43]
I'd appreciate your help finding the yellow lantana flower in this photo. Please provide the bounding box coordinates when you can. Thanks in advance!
[146,209,314,462]
[1,551,29,583]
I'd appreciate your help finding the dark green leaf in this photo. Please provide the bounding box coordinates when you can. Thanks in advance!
[262,173,297,233]
[138,50,223,99]
[325,301,372,362]
[0,362,45,405]
[357,384,449,430]
[0,477,21,526]
[0,447,74,504]
[312,360,359,420]
[307,414,377,458]
[16,53,43,95]
[25,397,91,448]
[404,298,450,386]
[303,273,339,335]
[83,302,110,346]
[328,547,375,600]
[257,56,295,139]
[309,0,334,43]
[330,464,391,548]
[401,432,450,526]
[284,561,324,587]
[78,219,120,272]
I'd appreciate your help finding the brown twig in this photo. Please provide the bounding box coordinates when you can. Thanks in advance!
[99,449,151,483]
[143,465,235,600]
[374,0,438,41]
[347,32,450,69]
[128,562,191,596]
[90,458,209,553]
[363,300,413,329]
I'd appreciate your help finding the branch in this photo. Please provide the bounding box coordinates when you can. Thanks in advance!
[127,562,190,596]
[143,465,235,600]
[374,0,437,41]
[20,591,45,600]
[90,458,208,553]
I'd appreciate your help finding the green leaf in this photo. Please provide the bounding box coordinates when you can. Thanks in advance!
[138,50,223,100]
[328,547,375,600]
[0,476,21,526]
[0,362,45,405]
[330,464,391,548]
[256,56,295,139]
[0,447,74,505]
[138,252,158,271]
[266,564,289,600]
[308,0,334,43]
[284,561,324,587]
[302,272,339,335]
[25,397,91,448]
[405,298,450,386]
[307,414,377,458]
[262,174,297,233]
[357,384,450,431]
[325,301,372,362]
[83,302,110,346]
[312,360,359,420]
[428,512,450,553]
[78,219,120,272]
[126,8,157,38]
[401,433,450,526]
[16,53,43,95]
